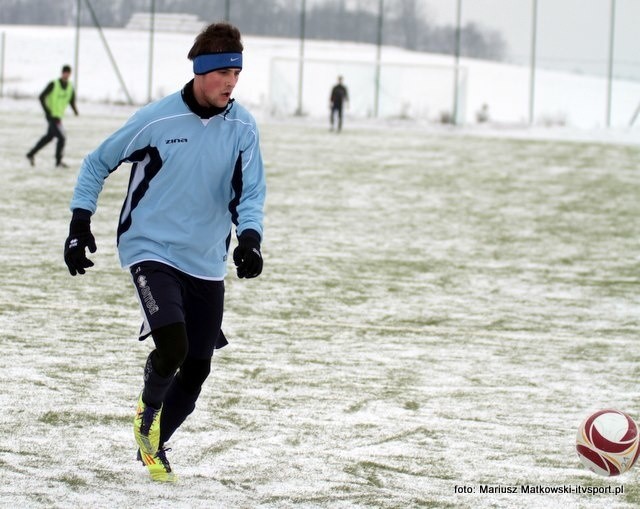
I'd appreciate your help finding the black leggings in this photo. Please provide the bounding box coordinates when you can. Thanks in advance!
[150,322,188,377]
[330,104,344,130]
[28,119,66,163]
[150,321,212,394]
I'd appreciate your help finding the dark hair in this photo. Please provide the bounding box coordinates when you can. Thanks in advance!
[188,22,243,60]
[62,65,72,73]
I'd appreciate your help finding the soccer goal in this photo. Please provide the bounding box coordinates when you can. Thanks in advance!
[268,56,467,123]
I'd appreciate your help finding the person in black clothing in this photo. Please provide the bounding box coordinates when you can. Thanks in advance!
[26,64,79,168]
[329,75,349,132]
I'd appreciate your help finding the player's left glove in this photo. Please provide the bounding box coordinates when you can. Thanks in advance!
[233,229,263,279]
[64,209,97,276]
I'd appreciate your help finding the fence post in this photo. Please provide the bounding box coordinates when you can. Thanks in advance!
[147,0,156,103]
[0,32,5,98]
[374,0,383,118]
[295,0,306,116]
[84,0,133,104]
[529,0,538,125]
[452,0,462,125]
[606,0,616,128]
[74,0,81,95]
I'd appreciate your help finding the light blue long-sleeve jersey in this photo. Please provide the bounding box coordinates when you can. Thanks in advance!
[70,84,266,280]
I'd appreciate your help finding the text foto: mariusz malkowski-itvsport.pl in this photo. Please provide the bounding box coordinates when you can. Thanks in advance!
[454,484,624,495]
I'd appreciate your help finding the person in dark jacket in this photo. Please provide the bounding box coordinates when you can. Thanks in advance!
[26,64,78,168]
[329,75,349,132]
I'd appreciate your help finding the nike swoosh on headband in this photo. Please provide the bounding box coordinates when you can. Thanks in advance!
[193,53,243,74]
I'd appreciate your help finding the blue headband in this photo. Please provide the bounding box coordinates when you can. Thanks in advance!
[193,53,243,74]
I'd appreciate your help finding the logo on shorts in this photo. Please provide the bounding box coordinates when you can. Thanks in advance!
[137,275,159,315]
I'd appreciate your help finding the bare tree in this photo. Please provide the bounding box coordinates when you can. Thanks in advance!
[395,0,422,50]
[0,0,507,62]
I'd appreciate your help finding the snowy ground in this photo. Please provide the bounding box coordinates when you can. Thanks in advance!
[1,95,640,508]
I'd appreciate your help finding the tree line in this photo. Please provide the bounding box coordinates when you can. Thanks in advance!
[0,0,506,61]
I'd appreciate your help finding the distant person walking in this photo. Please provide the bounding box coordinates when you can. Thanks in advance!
[329,75,349,132]
[26,64,78,168]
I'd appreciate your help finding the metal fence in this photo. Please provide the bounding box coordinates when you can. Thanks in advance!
[0,0,638,128]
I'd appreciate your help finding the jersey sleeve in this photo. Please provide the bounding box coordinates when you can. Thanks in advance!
[69,110,152,214]
[233,121,266,241]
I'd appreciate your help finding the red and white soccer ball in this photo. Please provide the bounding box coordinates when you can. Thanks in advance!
[576,409,640,476]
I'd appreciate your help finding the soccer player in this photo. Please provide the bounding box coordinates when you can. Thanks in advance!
[329,75,349,132]
[26,64,78,168]
[63,22,266,482]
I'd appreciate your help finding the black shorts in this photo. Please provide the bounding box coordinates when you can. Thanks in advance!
[130,261,228,357]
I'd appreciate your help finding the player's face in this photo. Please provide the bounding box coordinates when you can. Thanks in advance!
[194,68,241,108]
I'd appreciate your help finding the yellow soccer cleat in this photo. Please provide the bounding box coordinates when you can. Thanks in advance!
[133,393,162,456]
[137,447,178,482]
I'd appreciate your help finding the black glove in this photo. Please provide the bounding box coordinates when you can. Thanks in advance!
[64,209,97,276]
[233,229,263,279]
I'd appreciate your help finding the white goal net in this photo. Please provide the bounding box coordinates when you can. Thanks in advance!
[268,56,467,122]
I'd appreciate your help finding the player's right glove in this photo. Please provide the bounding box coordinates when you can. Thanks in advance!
[64,209,97,276]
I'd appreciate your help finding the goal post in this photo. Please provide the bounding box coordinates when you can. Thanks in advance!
[268,56,467,123]
[629,100,640,127]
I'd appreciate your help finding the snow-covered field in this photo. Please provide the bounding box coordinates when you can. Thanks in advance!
[1,24,640,509]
